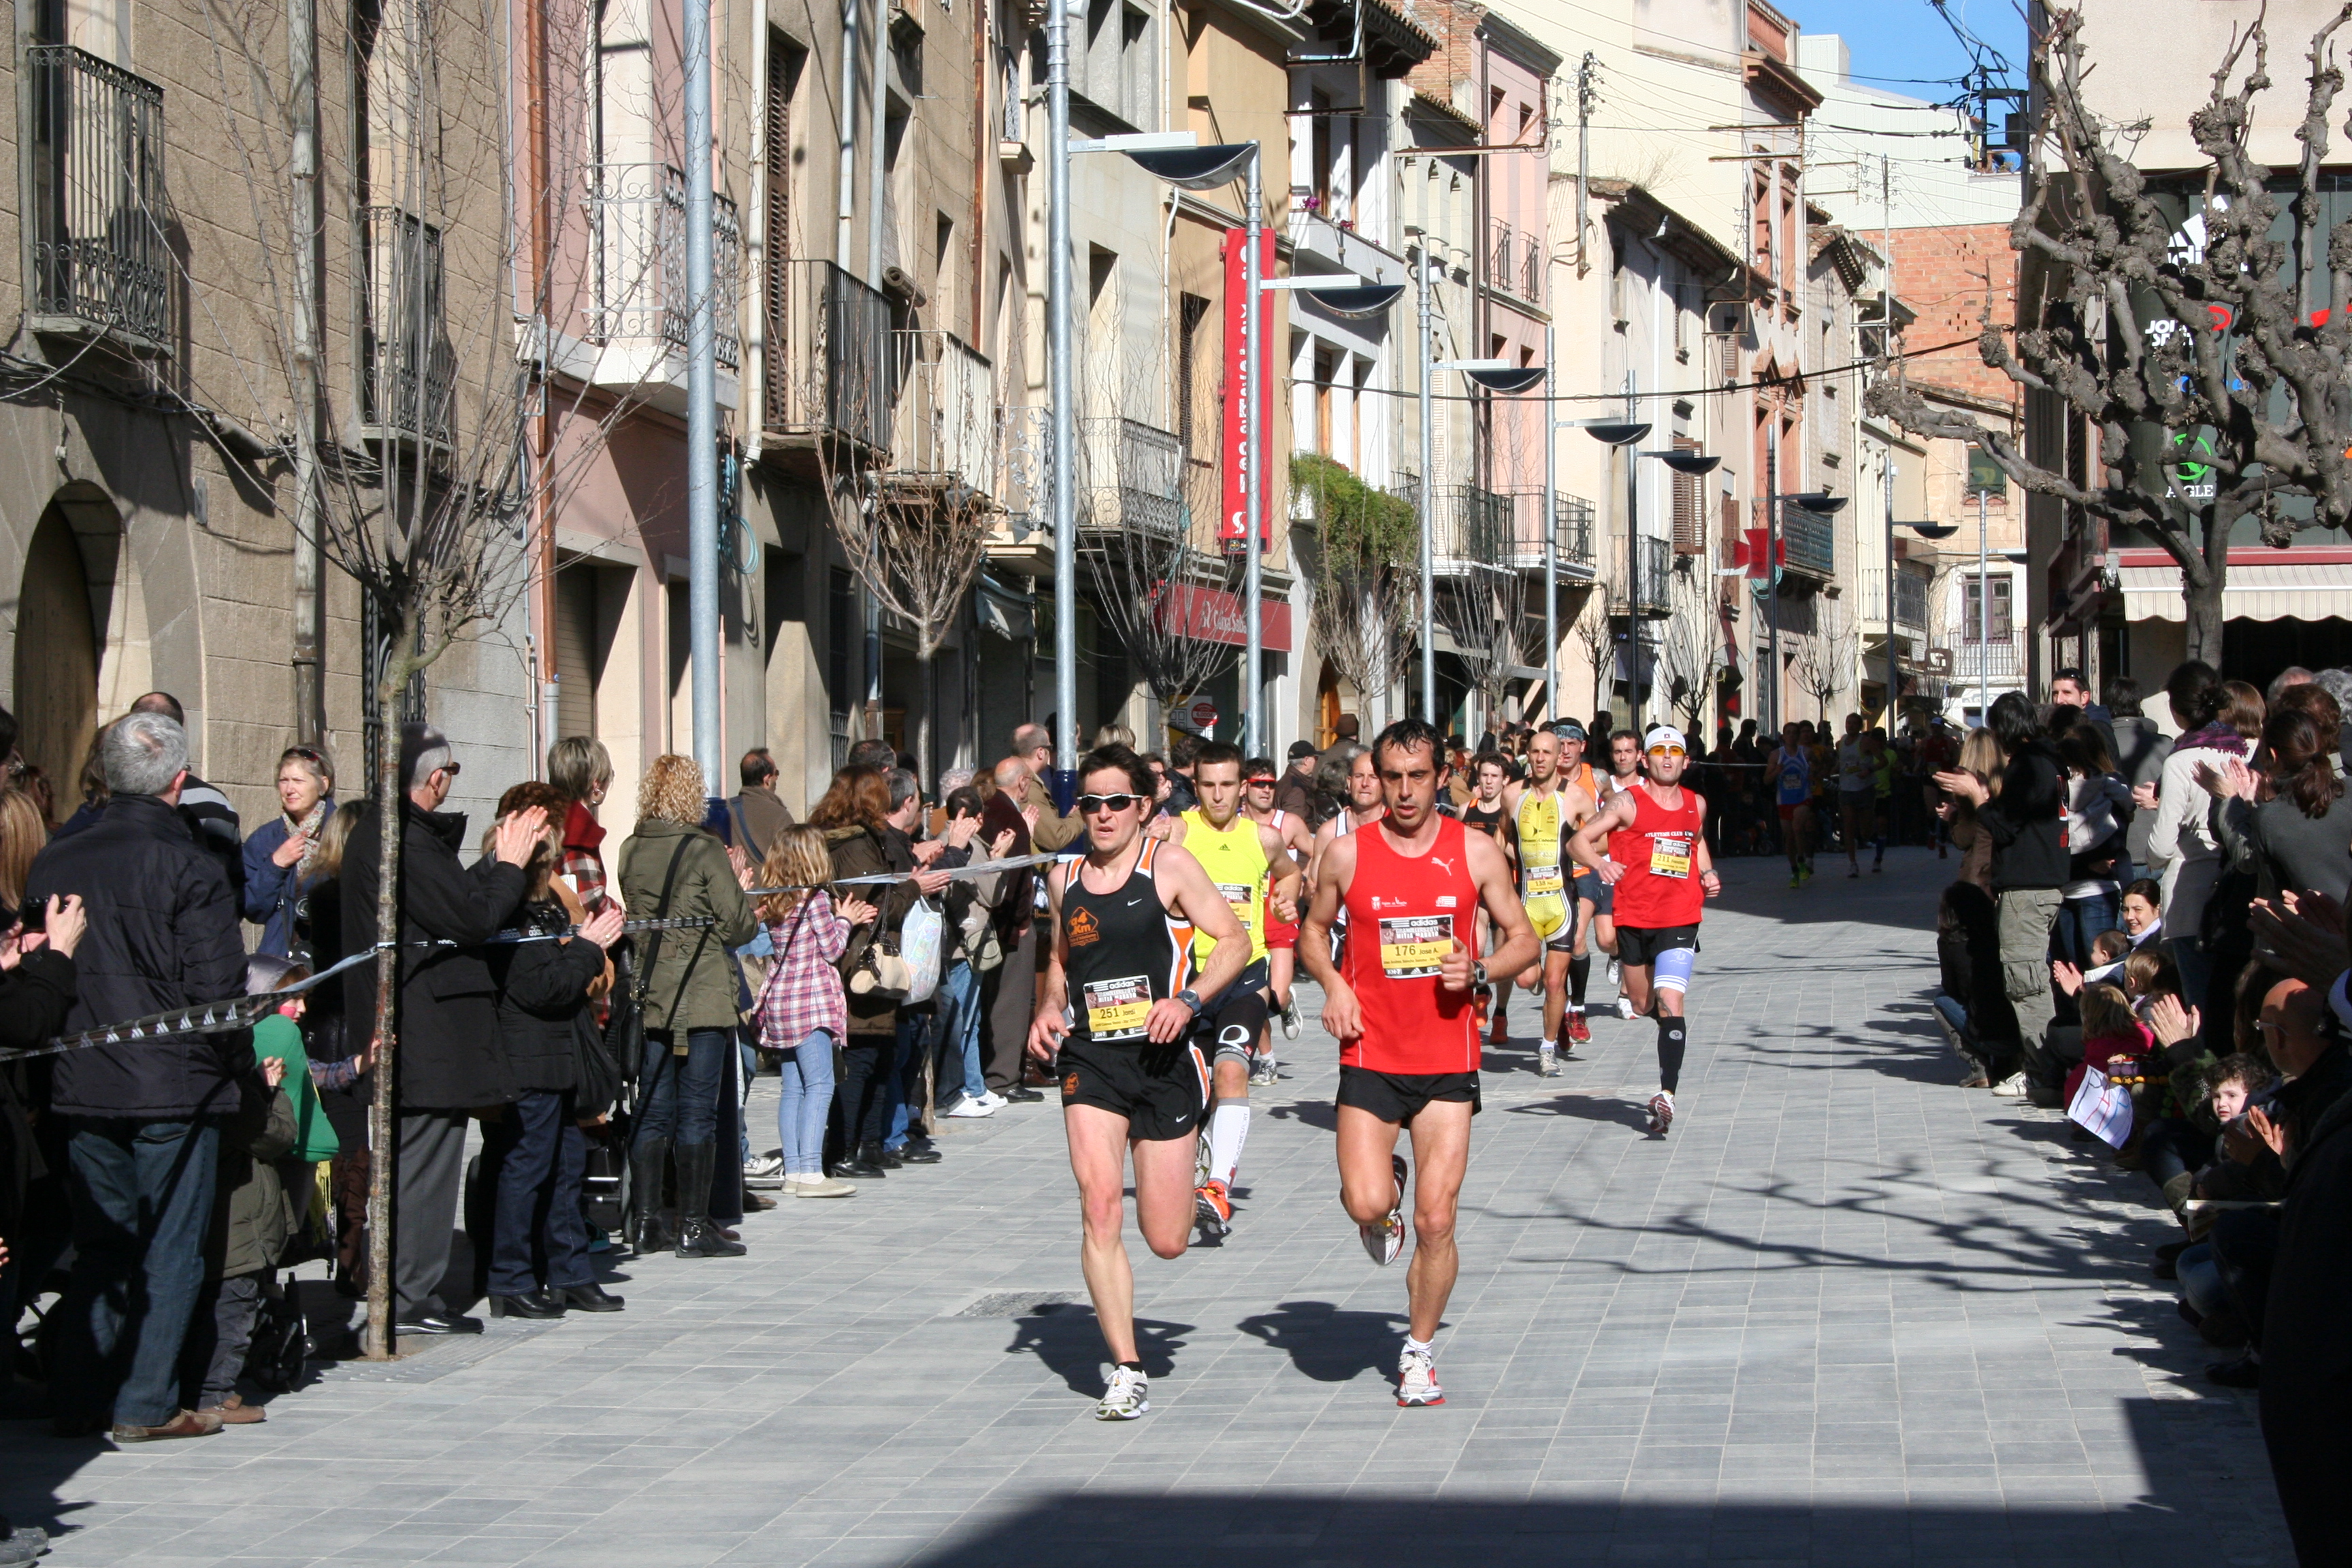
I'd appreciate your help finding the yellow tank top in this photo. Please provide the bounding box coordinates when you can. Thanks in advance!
[1181,807,1269,966]
[1514,785,1568,938]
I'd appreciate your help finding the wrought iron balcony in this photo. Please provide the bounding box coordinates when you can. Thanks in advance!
[585,163,742,371]
[360,208,456,446]
[1606,534,1672,618]
[1081,416,1184,538]
[1859,568,1929,630]
[887,329,996,500]
[1781,506,1836,581]
[1554,495,1595,572]
[27,45,169,348]
[1486,224,1544,306]
[764,258,892,454]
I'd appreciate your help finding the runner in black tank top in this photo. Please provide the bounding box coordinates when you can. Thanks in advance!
[1028,745,1249,1421]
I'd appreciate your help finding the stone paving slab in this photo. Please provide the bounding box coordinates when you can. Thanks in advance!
[1,850,2291,1565]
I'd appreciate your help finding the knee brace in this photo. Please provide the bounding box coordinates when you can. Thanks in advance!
[1652,945,1696,995]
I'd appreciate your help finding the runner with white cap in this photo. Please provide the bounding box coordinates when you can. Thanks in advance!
[1567,724,1722,1136]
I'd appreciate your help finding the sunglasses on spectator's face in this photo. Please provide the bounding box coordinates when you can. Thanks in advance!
[1648,745,1685,760]
[1246,777,1277,787]
[1076,793,1141,814]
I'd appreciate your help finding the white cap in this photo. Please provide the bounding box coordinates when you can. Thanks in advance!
[1644,725,1687,753]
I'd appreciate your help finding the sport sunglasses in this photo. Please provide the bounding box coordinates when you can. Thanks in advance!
[1075,792,1143,813]
[1647,744,1686,760]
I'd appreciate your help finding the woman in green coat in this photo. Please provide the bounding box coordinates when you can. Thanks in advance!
[617,754,757,1258]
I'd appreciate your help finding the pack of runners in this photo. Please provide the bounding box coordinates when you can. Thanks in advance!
[1026,719,1720,1420]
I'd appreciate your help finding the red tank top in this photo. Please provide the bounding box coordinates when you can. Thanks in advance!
[1339,815,1480,1074]
[1607,783,1705,930]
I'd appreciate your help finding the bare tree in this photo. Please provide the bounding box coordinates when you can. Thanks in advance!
[1432,564,1531,733]
[189,0,664,1356]
[1655,561,1720,734]
[1867,3,2352,662]
[1789,595,1855,725]
[1297,456,1419,723]
[1569,588,1613,719]
[817,332,994,779]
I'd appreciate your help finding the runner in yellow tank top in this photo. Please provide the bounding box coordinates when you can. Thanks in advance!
[1160,742,1302,1241]
[1499,729,1595,1076]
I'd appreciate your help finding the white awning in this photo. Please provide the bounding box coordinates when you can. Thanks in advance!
[2117,561,2352,623]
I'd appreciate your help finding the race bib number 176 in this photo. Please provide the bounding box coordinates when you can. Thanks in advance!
[1377,915,1454,978]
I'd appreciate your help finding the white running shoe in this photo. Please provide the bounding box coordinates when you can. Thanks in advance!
[1396,1346,1444,1407]
[1360,1154,1407,1267]
[1096,1365,1150,1420]
[1250,1052,1278,1087]
[1615,995,1638,1021]
[1988,1073,2028,1098]
[743,1152,785,1189]
[943,1096,996,1118]
[1279,1000,1301,1041]
[1537,1041,1559,1077]
[1605,958,1621,987]
[977,1090,1010,1111]
[1647,1090,1675,1136]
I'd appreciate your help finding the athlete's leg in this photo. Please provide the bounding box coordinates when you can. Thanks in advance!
[1401,1100,1473,1343]
[1268,948,1295,1010]
[1541,947,1571,1045]
[1841,796,1865,872]
[1205,1051,1251,1187]
[1066,1104,1143,1362]
[1130,1131,1200,1262]
[1619,962,1654,1019]
[1649,946,1695,1094]
[1335,1104,1405,1228]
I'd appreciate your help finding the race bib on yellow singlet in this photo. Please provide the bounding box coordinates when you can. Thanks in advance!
[1377,915,1454,978]
[1081,976,1152,1039]
[1216,882,1256,928]
[1648,834,1693,879]
[1524,864,1564,900]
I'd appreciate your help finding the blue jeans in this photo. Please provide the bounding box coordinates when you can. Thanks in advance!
[484,1090,591,1296]
[935,960,985,1104]
[57,1117,220,1428]
[779,1031,837,1177]
[2057,892,2119,968]
[884,1013,929,1150]
[634,1027,729,1148]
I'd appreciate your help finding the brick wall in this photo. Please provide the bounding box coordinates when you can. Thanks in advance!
[1888,223,2019,412]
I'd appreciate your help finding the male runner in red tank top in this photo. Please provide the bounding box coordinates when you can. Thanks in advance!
[1567,725,1721,1137]
[1299,719,1537,1407]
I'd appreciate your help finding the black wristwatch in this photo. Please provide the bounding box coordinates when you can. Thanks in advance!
[1471,961,1489,989]
[1175,988,1203,1015]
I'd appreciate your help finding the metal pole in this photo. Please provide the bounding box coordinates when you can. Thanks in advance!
[289,0,321,745]
[1542,322,1557,725]
[1416,246,1437,723]
[1884,457,1897,730]
[865,0,887,283]
[685,0,721,794]
[1048,0,1077,778]
[1243,151,1264,757]
[1977,487,1989,719]
[835,0,858,264]
[1765,423,1780,737]
[1624,374,1639,726]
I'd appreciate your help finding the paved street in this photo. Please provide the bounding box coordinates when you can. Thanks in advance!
[3,849,2291,1566]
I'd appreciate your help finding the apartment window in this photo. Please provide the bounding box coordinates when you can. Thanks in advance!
[1671,437,1705,554]
[1313,346,1336,457]
[1177,292,1210,458]
[1086,246,1117,353]
[763,32,802,398]
[1963,574,2012,640]
[361,208,454,444]
[934,212,956,336]
[1000,46,1022,140]
[27,45,168,344]
[1311,88,1333,212]
[553,560,620,740]
[1965,442,2004,497]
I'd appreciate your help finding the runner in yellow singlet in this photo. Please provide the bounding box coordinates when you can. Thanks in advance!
[1499,729,1595,1076]
[1161,741,1302,1241]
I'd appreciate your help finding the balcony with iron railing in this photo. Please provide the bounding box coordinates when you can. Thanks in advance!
[1606,534,1673,618]
[763,258,893,456]
[886,329,996,501]
[1857,568,1929,631]
[583,163,742,398]
[27,44,169,349]
[359,208,456,446]
[1080,416,1185,539]
[1780,506,1837,582]
[1486,224,1544,308]
[1942,629,2026,687]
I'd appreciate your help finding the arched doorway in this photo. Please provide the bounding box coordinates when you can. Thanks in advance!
[15,502,99,792]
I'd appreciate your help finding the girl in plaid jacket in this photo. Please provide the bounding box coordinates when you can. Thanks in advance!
[755,826,877,1197]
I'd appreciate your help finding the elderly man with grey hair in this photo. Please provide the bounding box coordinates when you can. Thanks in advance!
[27,710,252,1441]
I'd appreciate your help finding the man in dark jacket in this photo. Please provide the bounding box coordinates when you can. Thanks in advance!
[726,748,794,860]
[1271,740,1318,822]
[24,712,250,1441]
[341,723,540,1339]
[127,692,244,900]
[979,757,1045,1103]
[1935,691,2066,1098]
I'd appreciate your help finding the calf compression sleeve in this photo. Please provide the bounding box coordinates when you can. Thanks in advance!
[1656,1016,1687,1093]
[1208,1102,1250,1186]
[1568,955,1591,1008]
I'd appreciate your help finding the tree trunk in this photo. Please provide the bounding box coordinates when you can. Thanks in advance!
[363,657,409,1360]
[2182,563,2227,666]
[916,642,934,788]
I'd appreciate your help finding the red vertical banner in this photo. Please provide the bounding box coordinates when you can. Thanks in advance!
[1220,226,1277,551]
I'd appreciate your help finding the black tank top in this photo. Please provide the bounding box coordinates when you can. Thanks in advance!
[1463,802,1506,839]
[1060,838,1194,1045]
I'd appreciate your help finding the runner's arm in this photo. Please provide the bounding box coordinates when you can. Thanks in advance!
[1155,843,1250,1039]
[1296,834,1362,1038]
[1690,793,1722,897]
[1027,865,1073,1059]
[1468,830,1539,986]
[1261,823,1304,921]
[1566,795,1635,881]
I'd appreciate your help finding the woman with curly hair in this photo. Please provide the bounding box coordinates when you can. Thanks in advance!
[806,766,917,1179]
[617,755,757,1258]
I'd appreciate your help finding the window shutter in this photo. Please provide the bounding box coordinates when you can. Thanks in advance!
[1670,438,1705,554]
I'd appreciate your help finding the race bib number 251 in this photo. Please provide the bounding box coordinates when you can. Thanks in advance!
[1081,976,1152,1039]
[1377,915,1454,978]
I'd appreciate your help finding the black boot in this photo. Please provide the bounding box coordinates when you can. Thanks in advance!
[487,1289,567,1320]
[628,1136,672,1255]
[862,1139,904,1170]
[671,1145,747,1258]
[831,1145,886,1179]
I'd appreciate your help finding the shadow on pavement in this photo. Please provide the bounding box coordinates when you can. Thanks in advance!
[1005,1304,1194,1393]
[1503,1092,1653,1132]
[1233,1300,1411,1385]
[904,1474,2266,1567]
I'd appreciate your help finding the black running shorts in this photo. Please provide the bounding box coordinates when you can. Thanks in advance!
[1057,1034,1209,1141]
[1335,1064,1482,1124]
[1614,923,1699,968]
